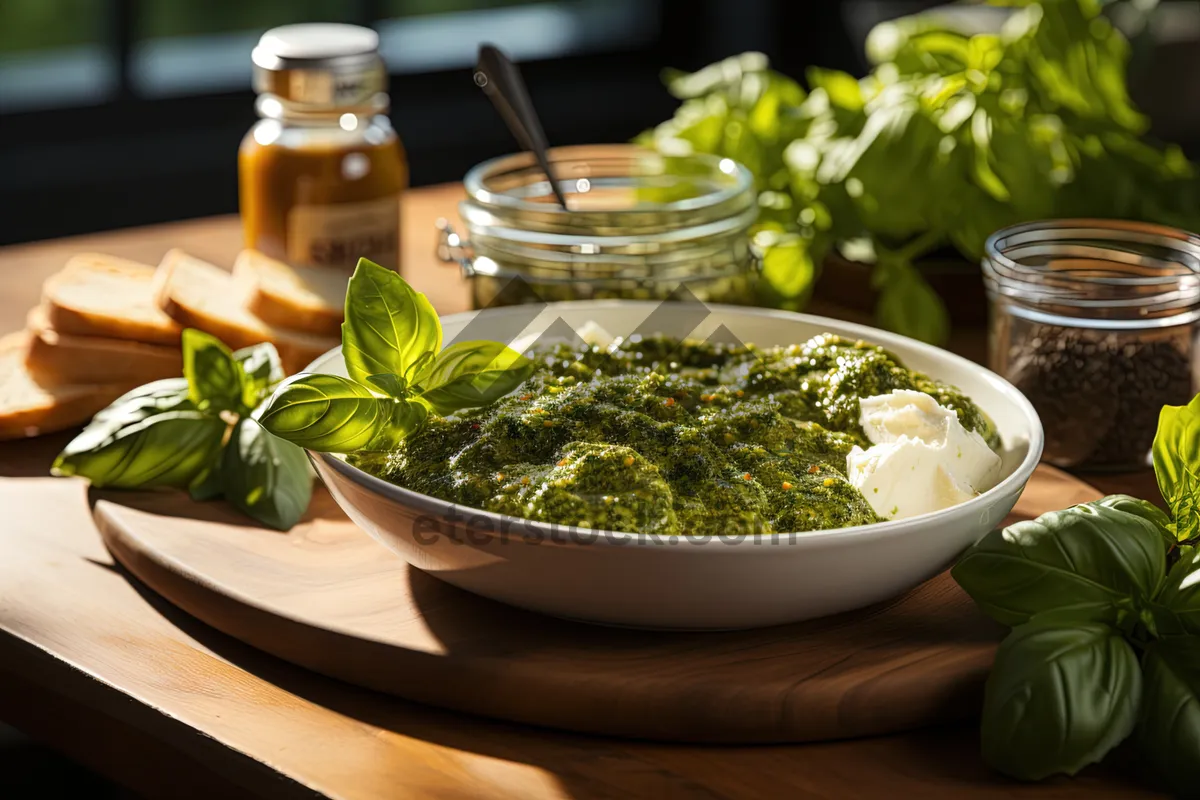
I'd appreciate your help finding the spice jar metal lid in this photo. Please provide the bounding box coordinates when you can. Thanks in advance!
[252,23,387,111]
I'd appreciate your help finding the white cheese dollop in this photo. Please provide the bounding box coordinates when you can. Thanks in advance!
[846,390,1001,520]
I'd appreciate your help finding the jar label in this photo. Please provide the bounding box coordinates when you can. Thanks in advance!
[286,195,400,271]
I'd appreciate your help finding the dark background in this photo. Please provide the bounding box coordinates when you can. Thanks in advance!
[2,0,1198,246]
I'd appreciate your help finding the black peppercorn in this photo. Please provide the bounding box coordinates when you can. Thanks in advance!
[1006,324,1193,469]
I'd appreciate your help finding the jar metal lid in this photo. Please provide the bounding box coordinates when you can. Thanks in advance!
[252,23,386,110]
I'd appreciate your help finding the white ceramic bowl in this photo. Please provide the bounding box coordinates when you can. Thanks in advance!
[307,301,1043,630]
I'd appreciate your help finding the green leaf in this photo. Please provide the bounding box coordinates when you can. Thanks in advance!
[258,374,392,454]
[1151,548,1200,636]
[375,399,429,450]
[188,460,224,502]
[1153,394,1200,542]
[222,417,312,531]
[874,261,949,345]
[1088,494,1175,548]
[1136,637,1200,796]
[365,373,408,399]
[418,341,535,416]
[341,258,442,387]
[405,351,436,387]
[233,342,285,409]
[91,378,194,426]
[952,502,1167,627]
[51,410,228,489]
[756,233,816,311]
[182,328,242,412]
[662,52,769,100]
[981,621,1141,780]
[806,68,863,112]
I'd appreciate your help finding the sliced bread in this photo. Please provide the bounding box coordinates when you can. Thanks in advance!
[232,249,346,337]
[0,332,132,440]
[25,306,183,387]
[43,253,182,345]
[154,249,338,374]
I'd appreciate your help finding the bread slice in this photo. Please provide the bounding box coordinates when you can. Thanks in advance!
[154,249,338,374]
[43,253,182,346]
[25,306,183,387]
[0,332,132,440]
[232,250,346,337]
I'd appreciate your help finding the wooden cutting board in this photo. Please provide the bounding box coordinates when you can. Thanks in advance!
[93,464,1100,744]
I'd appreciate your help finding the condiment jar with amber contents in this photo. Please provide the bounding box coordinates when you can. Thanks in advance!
[240,24,408,272]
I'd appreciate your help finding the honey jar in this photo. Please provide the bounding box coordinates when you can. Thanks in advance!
[240,24,408,272]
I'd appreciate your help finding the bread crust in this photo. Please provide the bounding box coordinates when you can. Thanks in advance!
[43,253,181,345]
[155,250,337,374]
[233,250,345,338]
[25,307,183,387]
[0,332,132,441]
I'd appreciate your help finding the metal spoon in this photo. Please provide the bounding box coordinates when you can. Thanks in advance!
[474,44,569,210]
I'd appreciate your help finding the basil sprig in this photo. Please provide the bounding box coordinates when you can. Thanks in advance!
[53,259,531,527]
[953,396,1200,791]
[53,330,310,530]
[259,258,534,453]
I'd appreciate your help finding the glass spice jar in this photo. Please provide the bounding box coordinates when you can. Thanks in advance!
[437,144,760,308]
[240,23,408,272]
[983,219,1200,471]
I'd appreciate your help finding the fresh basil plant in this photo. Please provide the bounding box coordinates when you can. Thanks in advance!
[952,395,1200,792]
[53,329,310,530]
[642,1,1198,344]
[258,258,534,453]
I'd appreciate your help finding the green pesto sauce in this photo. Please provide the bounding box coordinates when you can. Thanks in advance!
[348,333,999,535]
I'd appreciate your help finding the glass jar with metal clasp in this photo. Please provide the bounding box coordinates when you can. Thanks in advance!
[437,144,761,308]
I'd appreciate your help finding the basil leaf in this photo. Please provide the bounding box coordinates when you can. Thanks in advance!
[369,399,429,451]
[258,374,392,453]
[981,621,1141,781]
[418,340,535,416]
[1153,395,1200,542]
[182,328,243,411]
[1088,494,1175,548]
[51,410,228,489]
[756,233,815,311]
[92,378,194,427]
[341,258,442,387]
[188,460,224,502]
[1136,637,1200,796]
[952,503,1167,627]
[1150,547,1200,636]
[222,417,312,531]
[874,262,949,345]
[366,373,408,399]
[405,350,436,386]
[233,342,285,409]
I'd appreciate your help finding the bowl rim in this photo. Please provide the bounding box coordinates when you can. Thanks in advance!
[310,300,1045,550]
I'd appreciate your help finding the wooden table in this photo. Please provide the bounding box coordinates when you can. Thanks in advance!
[0,185,1165,799]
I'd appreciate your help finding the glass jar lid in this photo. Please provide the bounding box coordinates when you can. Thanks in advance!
[983,219,1200,328]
